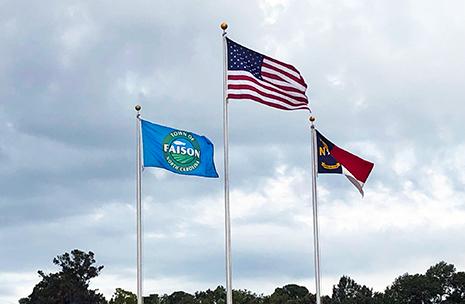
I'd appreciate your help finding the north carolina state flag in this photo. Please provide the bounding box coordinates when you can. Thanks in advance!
[316,130,374,196]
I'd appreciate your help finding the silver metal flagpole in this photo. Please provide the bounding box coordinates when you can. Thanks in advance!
[310,116,322,304]
[135,104,144,304]
[221,21,233,304]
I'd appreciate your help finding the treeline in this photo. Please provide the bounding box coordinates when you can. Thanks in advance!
[19,250,465,304]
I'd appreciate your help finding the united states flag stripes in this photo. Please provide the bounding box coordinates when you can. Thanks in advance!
[226,38,309,111]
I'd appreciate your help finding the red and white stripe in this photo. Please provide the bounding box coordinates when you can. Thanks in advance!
[227,56,309,111]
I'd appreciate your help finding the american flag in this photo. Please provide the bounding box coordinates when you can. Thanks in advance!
[226,38,309,111]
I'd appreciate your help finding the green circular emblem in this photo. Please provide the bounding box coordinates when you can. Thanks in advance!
[162,130,201,173]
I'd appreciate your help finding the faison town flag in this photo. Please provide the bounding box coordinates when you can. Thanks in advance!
[141,119,219,178]
[316,130,374,196]
[226,38,309,111]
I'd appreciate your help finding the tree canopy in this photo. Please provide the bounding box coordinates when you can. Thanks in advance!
[19,250,465,304]
[19,249,106,304]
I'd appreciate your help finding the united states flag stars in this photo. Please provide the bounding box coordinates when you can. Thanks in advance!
[226,38,309,111]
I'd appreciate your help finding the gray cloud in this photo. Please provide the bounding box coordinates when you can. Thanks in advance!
[1,0,465,302]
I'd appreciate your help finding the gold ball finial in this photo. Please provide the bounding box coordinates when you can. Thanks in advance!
[309,116,316,122]
[220,22,228,31]
[135,105,141,111]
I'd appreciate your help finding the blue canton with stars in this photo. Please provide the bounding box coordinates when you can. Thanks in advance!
[227,38,264,79]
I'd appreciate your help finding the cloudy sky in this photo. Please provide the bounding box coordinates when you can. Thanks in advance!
[1,0,465,302]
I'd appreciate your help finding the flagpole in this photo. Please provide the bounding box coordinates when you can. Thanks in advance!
[221,21,233,304]
[310,116,321,304]
[135,105,144,304]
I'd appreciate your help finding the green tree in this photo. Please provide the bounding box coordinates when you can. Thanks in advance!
[265,284,312,304]
[144,293,161,304]
[382,262,464,304]
[194,286,226,304]
[161,291,195,304]
[371,291,387,304]
[19,249,107,304]
[425,261,456,303]
[110,288,137,304]
[384,273,434,304]
[331,276,373,304]
[447,271,465,303]
[232,289,263,304]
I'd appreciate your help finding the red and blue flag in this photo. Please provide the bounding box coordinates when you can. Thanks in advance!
[316,130,374,196]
